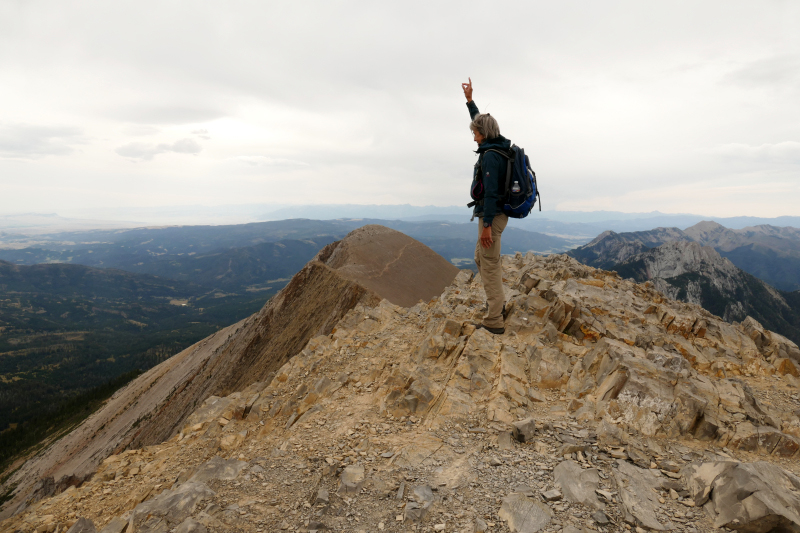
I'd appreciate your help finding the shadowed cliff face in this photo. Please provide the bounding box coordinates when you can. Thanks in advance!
[612,241,800,344]
[570,221,800,291]
[0,225,458,519]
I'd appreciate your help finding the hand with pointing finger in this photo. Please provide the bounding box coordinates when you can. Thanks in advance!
[462,77,473,102]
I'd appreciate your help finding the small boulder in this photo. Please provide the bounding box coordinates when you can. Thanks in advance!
[499,493,552,533]
[411,485,434,504]
[404,485,434,523]
[188,456,247,483]
[404,501,430,523]
[338,465,366,495]
[473,517,488,532]
[315,488,330,505]
[542,489,562,502]
[626,445,652,469]
[511,418,537,443]
[497,431,514,450]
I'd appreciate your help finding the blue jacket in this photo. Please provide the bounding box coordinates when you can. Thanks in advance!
[468,101,511,226]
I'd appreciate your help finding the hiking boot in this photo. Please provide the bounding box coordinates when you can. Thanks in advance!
[474,324,505,335]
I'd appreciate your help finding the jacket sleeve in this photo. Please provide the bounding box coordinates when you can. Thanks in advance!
[467,100,480,120]
[481,151,505,225]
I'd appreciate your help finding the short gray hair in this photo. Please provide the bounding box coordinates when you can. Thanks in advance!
[470,113,500,139]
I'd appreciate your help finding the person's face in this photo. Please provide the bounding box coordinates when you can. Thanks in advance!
[472,128,485,145]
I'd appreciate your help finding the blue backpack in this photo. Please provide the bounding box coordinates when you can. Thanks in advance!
[486,145,541,218]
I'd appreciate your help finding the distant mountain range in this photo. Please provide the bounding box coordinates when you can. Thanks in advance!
[569,221,800,291]
[4,206,800,242]
[567,223,800,345]
[242,205,800,234]
[0,219,574,277]
[0,236,338,293]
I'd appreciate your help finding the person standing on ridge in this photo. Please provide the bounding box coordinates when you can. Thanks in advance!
[462,77,510,335]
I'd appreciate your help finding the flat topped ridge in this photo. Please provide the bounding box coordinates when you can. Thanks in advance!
[322,224,459,308]
[687,220,725,231]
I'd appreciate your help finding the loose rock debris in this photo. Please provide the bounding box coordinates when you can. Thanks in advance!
[3,252,800,533]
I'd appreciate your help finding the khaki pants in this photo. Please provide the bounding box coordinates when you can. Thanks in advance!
[474,214,508,329]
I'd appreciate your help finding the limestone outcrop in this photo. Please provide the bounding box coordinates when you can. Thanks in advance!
[3,244,800,533]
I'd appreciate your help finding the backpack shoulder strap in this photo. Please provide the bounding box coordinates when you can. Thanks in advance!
[483,147,514,199]
[483,148,511,159]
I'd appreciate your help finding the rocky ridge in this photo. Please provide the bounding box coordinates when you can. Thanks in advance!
[0,225,458,522]
[3,247,800,533]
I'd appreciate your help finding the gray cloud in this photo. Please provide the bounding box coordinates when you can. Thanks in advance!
[723,55,800,89]
[122,125,161,136]
[116,138,202,160]
[715,141,800,164]
[111,106,227,125]
[231,155,308,167]
[0,123,84,159]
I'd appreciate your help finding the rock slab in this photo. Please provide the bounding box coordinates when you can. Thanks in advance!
[613,460,674,531]
[499,492,552,533]
[187,456,247,483]
[554,460,604,510]
[66,518,97,533]
[129,481,215,533]
[686,461,800,533]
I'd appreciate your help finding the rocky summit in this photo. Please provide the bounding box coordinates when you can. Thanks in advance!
[2,228,800,533]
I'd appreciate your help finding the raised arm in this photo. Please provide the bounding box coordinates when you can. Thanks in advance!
[462,77,480,119]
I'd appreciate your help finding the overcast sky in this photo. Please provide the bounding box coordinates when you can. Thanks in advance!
[1,0,799,218]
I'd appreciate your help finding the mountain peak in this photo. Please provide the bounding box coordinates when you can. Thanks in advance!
[320,225,459,307]
[687,220,725,231]
[684,220,732,242]
[586,229,618,246]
